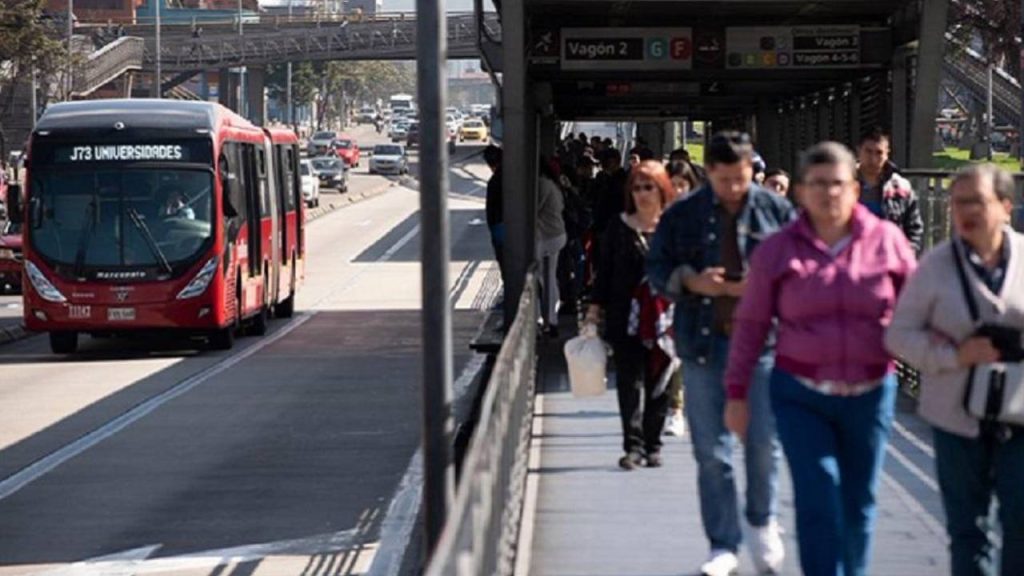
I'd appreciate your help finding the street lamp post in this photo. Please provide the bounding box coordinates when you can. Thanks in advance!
[155,0,162,97]
[66,0,73,99]
[287,0,293,127]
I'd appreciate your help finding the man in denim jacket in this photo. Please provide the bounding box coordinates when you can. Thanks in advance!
[648,132,795,576]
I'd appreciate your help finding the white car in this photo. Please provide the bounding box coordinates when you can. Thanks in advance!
[369,144,409,175]
[390,120,410,142]
[299,159,321,207]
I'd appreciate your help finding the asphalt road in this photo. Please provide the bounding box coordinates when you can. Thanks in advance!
[0,125,497,575]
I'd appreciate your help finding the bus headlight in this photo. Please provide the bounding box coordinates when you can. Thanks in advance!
[26,260,67,303]
[177,257,219,300]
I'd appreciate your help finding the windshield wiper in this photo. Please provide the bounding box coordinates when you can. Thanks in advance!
[126,207,173,275]
[73,200,97,278]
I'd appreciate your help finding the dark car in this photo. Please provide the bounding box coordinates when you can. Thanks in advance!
[311,157,348,192]
[406,122,420,148]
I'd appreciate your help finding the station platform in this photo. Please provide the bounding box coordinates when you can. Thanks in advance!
[518,334,953,576]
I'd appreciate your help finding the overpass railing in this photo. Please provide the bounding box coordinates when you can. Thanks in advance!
[425,269,538,576]
[72,36,144,96]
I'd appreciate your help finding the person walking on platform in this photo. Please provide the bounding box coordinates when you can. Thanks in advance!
[483,145,505,287]
[648,131,794,576]
[856,128,924,252]
[587,160,679,469]
[885,164,1024,576]
[537,158,567,337]
[724,142,916,576]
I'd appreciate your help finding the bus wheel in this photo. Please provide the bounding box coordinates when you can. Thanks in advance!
[208,326,235,350]
[276,263,296,319]
[251,304,269,336]
[50,331,78,354]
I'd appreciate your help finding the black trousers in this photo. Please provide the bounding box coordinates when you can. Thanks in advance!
[612,338,670,456]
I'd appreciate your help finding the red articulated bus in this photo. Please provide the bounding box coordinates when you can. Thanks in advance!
[9,99,305,354]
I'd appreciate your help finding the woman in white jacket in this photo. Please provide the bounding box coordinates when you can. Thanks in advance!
[885,164,1024,576]
[537,158,567,336]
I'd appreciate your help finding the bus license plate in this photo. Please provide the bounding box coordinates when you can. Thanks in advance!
[107,307,136,321]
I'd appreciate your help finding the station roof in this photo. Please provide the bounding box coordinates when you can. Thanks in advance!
[524,0,923,120]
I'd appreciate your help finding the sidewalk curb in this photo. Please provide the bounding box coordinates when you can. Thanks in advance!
[305,179,395,222]
[0,322,29,346]
[0,180,396,349]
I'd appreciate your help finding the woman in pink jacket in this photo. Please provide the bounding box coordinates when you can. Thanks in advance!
[723,142,916,576]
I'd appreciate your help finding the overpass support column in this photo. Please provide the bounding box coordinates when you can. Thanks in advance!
[636,123,666,158]
[756,100,781,171]
[501,0,537,323]
[246,67,266,125]
[218,69,239,112]
[891,47,911,167]
[909,0,949,169]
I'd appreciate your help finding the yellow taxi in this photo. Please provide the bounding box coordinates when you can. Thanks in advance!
[458,119,489,142]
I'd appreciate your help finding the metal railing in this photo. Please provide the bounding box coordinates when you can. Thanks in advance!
[71,36,144,96]
[904,169,1024,252]
[943,35,1022,125]
[119,12,500,74]
[425,269,538,576]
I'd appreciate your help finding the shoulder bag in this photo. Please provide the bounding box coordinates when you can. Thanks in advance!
[952,241,1024,426]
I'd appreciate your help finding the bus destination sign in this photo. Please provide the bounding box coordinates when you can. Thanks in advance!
[561,28,693,71]
[43,141,212,164]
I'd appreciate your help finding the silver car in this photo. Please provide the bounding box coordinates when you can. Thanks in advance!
[369,144,409,175]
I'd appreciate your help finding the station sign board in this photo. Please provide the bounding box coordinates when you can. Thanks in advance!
[561,28,693,71]
[725,26,860,69]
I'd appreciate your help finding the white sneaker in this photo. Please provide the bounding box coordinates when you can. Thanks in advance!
[700,549,739,576]
[746,519,785,574]
[664,410,687,436]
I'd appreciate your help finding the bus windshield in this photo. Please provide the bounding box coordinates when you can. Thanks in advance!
[30,168,214,269]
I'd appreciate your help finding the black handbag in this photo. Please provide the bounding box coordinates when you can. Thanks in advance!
[952,241,1024,426]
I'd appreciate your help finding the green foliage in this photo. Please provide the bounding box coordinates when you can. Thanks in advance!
[933,147,1021,173]
[948,0,1021,77]
[268,60,415,123]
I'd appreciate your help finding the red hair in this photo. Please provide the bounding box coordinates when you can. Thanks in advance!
[624,160,677,213]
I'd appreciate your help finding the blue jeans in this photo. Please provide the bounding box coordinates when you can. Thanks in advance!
[770,369,896,576]
[933,426,1024,576]
[683,336,780,552]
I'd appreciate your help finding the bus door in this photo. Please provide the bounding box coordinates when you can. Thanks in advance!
[258,140,280,304]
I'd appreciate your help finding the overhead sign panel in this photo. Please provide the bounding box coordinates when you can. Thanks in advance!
[561,28,693,71]
[725,26,860,69]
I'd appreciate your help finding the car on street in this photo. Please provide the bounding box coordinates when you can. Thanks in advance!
[299,159,321,207]
[356,107,378,124]
[445,114,459,137]
[330,136,361,167]
[390,120,410,142]
[308,130,339,156]
[311,157,349,191]
[406,121,421,148]
[0,220,22,293]
[369,144,409,175]
[459,119,489,142]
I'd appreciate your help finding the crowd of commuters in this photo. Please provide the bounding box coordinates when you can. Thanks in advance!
[484,124,1023,575]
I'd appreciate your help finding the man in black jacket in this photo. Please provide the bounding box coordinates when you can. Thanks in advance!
[856,129,925,252]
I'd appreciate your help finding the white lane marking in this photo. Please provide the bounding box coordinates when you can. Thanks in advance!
[0,313,314,503]
[377,224,420,263]
[32,529,357,576]
[367,353,486,576]
[358,219,374,227]
[885,443,940,493]
[892,419,936,459]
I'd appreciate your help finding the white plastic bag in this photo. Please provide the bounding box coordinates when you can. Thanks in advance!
[563,323,608,397]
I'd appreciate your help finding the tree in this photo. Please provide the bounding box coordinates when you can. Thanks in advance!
[0,0,69,157]
[948,0,1021,78]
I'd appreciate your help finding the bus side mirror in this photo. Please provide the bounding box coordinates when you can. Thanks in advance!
[6,184,22,224]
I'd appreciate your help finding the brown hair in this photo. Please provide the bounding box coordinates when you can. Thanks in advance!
[624,160,677,213]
